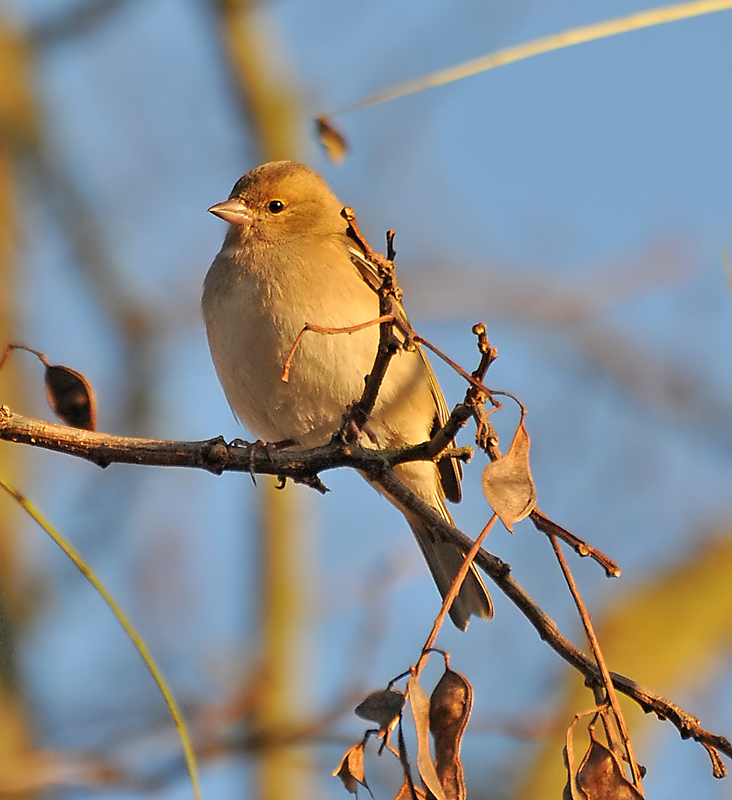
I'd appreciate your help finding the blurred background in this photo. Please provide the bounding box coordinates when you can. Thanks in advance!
[1,0,731,798]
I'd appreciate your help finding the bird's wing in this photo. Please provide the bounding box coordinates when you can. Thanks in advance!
[345,240,382,292]
[421,348,462,503]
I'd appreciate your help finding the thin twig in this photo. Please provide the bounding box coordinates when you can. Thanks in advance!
[281,315,395,382]
[0,343,51,370]
[339,207,403,431]
[531,509,621,578]
[548,533,644,790]
[415,514,498,676]
[412,334,488,394]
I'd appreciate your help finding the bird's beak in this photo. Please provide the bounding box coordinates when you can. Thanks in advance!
[208,198,253,226]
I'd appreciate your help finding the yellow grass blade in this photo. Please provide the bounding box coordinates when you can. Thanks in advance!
[0,478,201,800]
[334,0,732,115]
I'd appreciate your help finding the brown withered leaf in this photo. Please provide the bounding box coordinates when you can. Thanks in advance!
[44,364,97,430]
[396,719,419,797]
[563,721,643,800]
[407,676,447,800]
[578,738,643,799]
[315,115,348,163]
[563,741,579,800]
[394,778,427,800]
[333,742,371,796]
[428,669,472,800]
[481,412,536,530]
[355,690,405,732]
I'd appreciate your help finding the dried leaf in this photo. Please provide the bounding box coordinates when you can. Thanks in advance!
[355,690,405,732]
[315,115,348,163]
[576,738,643,800]
[407,676,447,800]
[333,742,370,795]
[396,718,419,797]
[481,413,536,530]
[562,743,579,800]
[394,778,427,800]
[429,669,472,800]
[563,717,643,800]
[562,712,586,800]
[44,364,97,430]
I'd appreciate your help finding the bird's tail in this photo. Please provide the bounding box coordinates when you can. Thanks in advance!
[371,460,493,630]
[405,509,493,631]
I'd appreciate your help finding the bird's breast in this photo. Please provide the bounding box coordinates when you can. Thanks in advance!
[203,249,398,446]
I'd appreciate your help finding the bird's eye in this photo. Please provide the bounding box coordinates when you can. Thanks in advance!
[268,199,285,213]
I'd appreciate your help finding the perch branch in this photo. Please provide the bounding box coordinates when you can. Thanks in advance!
[0,406,729,771]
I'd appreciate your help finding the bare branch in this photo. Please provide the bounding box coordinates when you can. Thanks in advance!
[1,405,729,767]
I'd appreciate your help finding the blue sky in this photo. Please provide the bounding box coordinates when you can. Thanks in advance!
[7,1,732,798]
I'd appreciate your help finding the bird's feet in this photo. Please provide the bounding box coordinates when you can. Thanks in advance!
[230,438,296,485]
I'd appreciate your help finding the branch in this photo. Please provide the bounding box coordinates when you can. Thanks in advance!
[367,467,732,768]
[0,407,464,486]
[1,405,730,768]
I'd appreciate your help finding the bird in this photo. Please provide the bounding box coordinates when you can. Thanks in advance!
[202,160,492,629]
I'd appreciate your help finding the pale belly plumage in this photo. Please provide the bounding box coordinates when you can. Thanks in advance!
[203,249,433,450]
